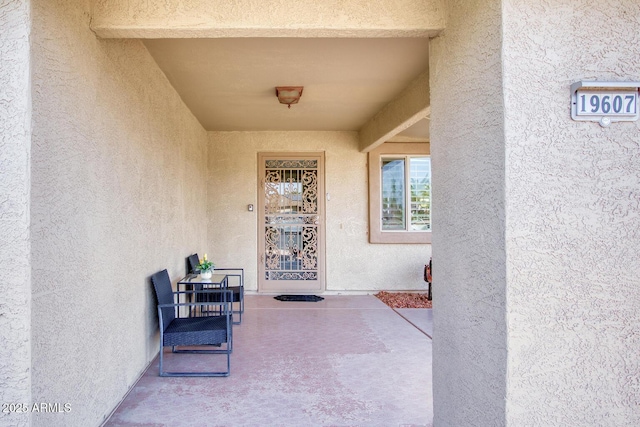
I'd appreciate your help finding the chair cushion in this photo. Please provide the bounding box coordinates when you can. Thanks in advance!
[163,316,228,347]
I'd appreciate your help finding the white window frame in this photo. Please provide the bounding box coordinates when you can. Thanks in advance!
[368,142,431,244]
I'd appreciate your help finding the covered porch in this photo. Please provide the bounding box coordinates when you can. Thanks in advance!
[3,1,639,426]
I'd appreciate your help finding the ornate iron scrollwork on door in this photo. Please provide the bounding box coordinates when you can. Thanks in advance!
[263,160,319,281]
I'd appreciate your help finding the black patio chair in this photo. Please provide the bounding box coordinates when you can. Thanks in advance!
[151,269,232,377]
[188,253,245,323]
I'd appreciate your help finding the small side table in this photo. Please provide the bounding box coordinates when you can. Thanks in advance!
[177,273,232,320]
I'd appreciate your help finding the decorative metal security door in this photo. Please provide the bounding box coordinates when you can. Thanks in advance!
[258,153,325,293]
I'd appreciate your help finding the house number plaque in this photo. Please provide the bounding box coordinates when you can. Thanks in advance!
[571,81,640,127]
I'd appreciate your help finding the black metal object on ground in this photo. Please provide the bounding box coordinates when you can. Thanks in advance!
[423,257,432,301]
[274,295,325,302]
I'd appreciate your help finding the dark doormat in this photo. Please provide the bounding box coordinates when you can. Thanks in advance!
[274,295,325,302]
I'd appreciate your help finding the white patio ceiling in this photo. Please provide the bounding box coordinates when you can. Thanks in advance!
[142,37,431,141]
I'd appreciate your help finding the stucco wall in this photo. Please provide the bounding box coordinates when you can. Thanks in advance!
[208,131,431,293]
[30,1,208,425]
[430,1,507,426]
[432,1,640,426]
[91,0,445,38]
[0,2,32,426]
[503,1,640,425]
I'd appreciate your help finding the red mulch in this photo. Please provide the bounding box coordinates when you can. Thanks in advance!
[374,291,432,309]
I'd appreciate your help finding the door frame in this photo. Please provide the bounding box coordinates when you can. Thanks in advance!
[257,151,326,293]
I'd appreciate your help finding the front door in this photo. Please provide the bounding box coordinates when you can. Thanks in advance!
[258,153,325,293]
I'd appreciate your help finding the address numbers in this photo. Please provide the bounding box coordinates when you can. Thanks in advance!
[576,91,637,116]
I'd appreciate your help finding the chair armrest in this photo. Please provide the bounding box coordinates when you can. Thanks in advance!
[158,301,231,309]
[170,289,233,301]
[172,289,231,296]
[157,298,233,323]
[161,288,233,306]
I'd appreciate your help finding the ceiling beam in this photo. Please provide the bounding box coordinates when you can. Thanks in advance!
[91,0,445,38]
[358,70,430,152]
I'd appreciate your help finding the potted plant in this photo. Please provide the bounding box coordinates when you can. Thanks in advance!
[197,253,215,279]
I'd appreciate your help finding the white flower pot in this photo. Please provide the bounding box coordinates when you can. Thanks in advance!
[201,270,213,279]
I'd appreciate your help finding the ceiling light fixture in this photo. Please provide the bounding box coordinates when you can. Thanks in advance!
[275,86,304,109]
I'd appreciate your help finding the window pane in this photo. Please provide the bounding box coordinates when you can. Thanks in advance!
[381,158,405,230]
[410,157,431,231]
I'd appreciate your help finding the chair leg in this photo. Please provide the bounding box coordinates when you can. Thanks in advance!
[228,313,233,352]
[158,325,231,377]
[159,341,165,376]
[233,288,244,324]
[159,345,231,377]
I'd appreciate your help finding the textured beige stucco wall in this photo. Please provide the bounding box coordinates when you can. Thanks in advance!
[503,1,640,425]
[0,2,32,426]
[208,131,431,293]
[430,1,507,426]
[92,0,445,38]
[432,1,640,426]
[30,1,208,425]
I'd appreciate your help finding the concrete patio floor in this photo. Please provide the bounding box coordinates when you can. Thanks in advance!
[103,295,433,427]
